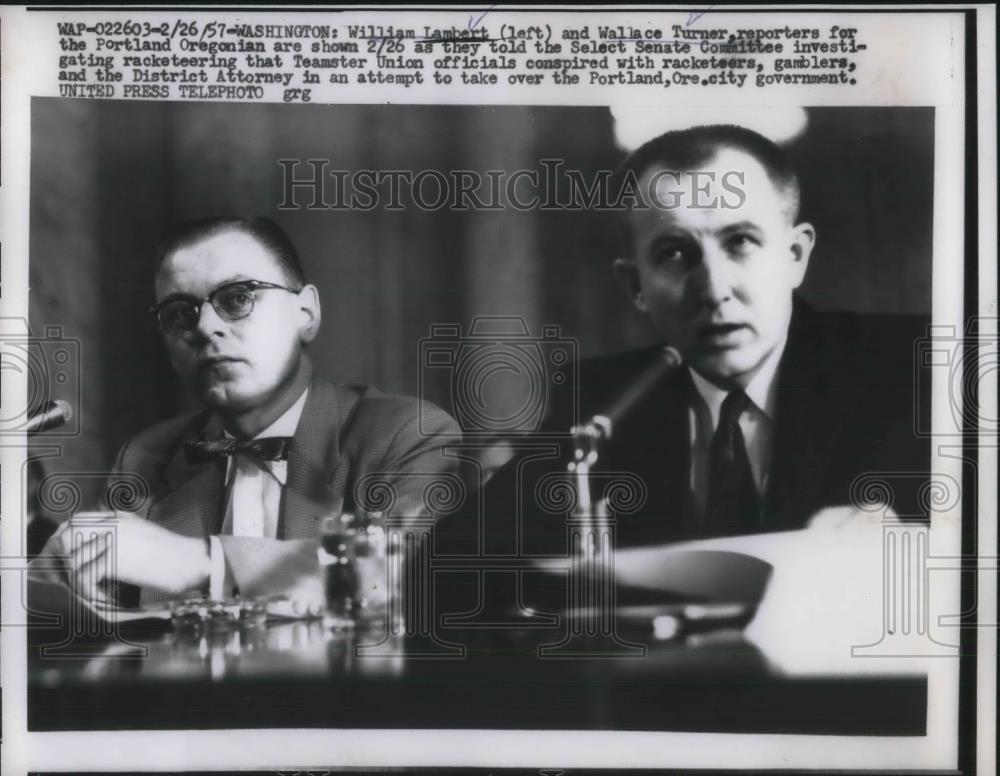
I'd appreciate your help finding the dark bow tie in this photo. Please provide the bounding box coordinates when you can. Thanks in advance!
[184,436,292,464]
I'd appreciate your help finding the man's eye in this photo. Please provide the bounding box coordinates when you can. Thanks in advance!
[655,247,686,264]
[165,303,196,321]
[213,288,255,318]
[223,288,253,306]
[726,234,758,253]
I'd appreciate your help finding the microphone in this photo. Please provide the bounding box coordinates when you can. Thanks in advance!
[567,345,682,481]
[593,346,683,439]
[25,400,73,433]
[562,346,683,575]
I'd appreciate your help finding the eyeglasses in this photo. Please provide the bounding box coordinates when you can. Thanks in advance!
[150,279,302,336]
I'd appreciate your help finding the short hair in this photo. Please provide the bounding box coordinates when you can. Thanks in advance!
[154,216,307,286]
[617,124,801,222]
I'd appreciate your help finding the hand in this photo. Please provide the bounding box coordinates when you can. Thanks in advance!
[214,534,326,617]
[264,572,325,620]
[41,512,210,601]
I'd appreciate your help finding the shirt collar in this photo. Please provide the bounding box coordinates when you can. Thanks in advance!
[257,387,309,440]
[221,388,309,486]
[221,387,310,441]
[688,335,786,427]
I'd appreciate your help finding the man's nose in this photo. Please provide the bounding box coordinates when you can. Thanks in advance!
[692,244,734,307]
[192,301,228,339]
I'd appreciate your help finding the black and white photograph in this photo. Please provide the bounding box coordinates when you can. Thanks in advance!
[0,5,994,776]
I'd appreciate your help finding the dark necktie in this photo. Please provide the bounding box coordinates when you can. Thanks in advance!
[184,436,292,464]
[705,390,760,536]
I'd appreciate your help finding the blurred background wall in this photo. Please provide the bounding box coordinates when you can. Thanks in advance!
[28,101,933,510]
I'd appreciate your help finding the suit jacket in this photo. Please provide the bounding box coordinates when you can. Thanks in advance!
[107,377,460,605]
[441,299,931,559]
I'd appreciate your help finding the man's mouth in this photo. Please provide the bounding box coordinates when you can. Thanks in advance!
[198,355,244,371]
[697,322,750,346]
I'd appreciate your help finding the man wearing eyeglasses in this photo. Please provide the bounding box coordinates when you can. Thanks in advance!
[39,217,459,612]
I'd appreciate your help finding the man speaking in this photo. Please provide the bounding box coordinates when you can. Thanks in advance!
[40,217,459,610]
[462,124,929,557]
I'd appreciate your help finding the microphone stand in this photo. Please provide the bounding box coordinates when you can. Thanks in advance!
[540,348,680,657]
[539,414,644,656]
[569,415,609,529]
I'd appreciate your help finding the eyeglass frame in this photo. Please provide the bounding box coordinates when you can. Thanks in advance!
[149,279,303,336]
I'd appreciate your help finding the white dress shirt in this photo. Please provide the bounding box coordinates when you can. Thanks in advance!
[687,339,786,517]
[207,388,309,598]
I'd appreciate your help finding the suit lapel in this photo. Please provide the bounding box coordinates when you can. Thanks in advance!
[609,355,692,545]
[660,370,694,535]
[135,418,229,608]
[149,380,360,542]
[151,412,227,538]
[279,378,358,539]
[766,302,848,529]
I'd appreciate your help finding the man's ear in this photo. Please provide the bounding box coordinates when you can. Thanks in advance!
[612,258,648,313]
[788,222,816,289]
[296,284,322,343]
